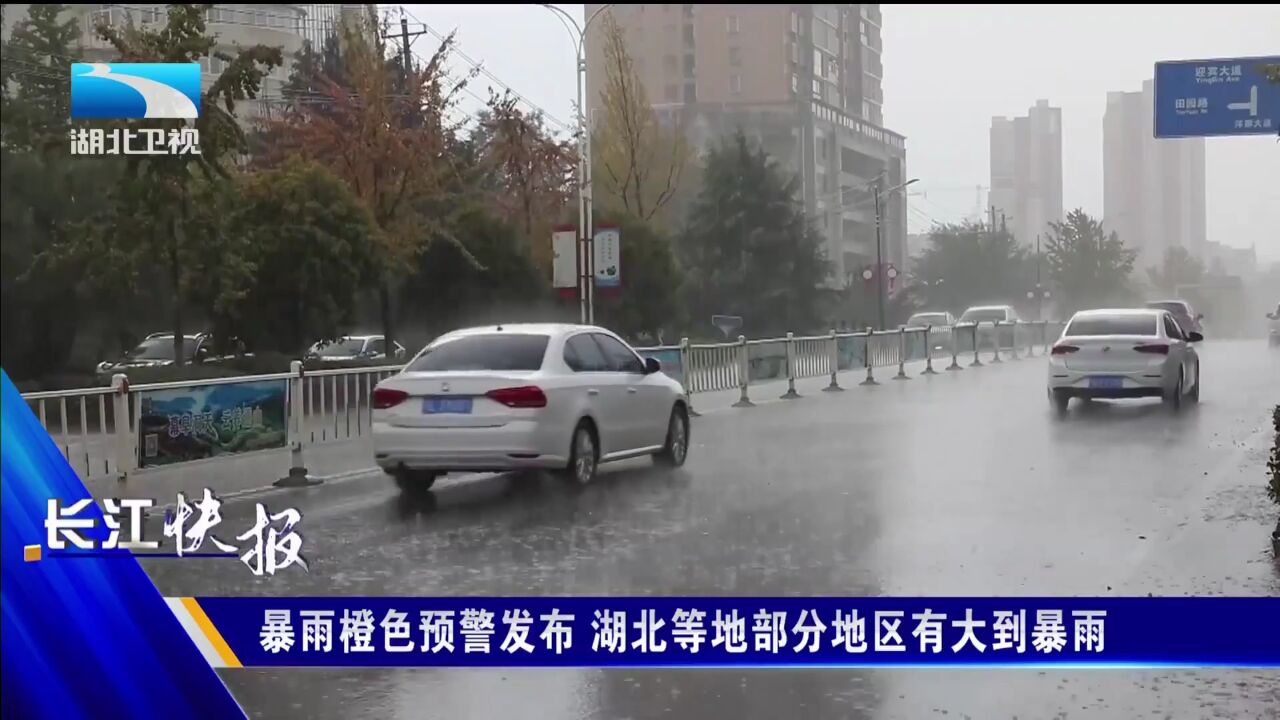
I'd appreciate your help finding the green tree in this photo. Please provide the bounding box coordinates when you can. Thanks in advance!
[680,132,830,336]
[84,5,282,365]
[1146,245,1205,296]
[227,160,381,353]
[1,4,121,378]
[910,220,1031,316]
[594,215,685,342]
[399,206,547,335]
[1044,208,1137,313]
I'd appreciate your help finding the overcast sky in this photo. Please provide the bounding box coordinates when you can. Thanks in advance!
[403,4,1279,261]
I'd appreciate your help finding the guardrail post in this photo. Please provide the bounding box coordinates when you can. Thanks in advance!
[990,322,1004,363]
[946,325,963,371]
[1024,322,1036,357]
[733,335,754,408]
[969,324,984,367]
[680,337,700,417]
[1008,321,1021,360]
[921,326,938,375]
[824,329,843,392]
[277,360,320,487]
[893,327,911,380]
[860,328,879,386]
[110,373,135,482]
[781,332,801,399]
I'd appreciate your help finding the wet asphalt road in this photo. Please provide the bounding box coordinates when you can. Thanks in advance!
[141,339,1280,719]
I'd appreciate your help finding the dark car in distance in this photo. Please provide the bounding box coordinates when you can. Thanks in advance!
[1144,300,1203,335]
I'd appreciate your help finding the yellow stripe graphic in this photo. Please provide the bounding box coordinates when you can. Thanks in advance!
[182,597,243,668]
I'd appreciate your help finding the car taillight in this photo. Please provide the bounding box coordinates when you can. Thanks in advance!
[1133,344,1169,355]
[372,388,409,409]
[1050,344,1079,355]
[486,386,547,408]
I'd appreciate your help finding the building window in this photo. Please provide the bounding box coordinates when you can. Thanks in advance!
[730,75,742,94]
[790,11,798,33]
[664,55,677,76]
[684,83,697,103]
[729,46,742,67]
[683,53,695,77]
[727,15,740,34]
[791,74,799,94]
[665,85,678,102]
[683,24,695,44]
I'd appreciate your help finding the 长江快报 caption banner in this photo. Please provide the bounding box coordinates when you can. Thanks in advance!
[176,597,1280,669]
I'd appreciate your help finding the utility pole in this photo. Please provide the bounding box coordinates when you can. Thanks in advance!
[376,12,432,354]
[539,4,613,326]
[874,181,885,331]
[1036,233,1043,320]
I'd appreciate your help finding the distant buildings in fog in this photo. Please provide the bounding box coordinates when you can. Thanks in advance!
[1103,79,1206,270]
[989,99,1063,249]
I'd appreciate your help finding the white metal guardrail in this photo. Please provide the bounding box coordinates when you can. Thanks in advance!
[21,320,1064,483]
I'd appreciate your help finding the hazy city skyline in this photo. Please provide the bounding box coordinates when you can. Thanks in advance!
[404,3,1279,261]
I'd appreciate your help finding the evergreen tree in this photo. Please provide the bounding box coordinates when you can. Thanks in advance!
[680,132,830,336]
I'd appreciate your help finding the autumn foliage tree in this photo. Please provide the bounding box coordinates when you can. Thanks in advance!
[593,13,688,226]
[263,13,476,350]
[478,91,575,272]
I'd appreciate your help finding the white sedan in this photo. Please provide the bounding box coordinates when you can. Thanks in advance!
[1047,309,1202,414]
[371,324,691,490]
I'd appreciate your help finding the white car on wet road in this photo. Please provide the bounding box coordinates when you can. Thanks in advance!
[1047,309,1202,414]
[371,324,691,490]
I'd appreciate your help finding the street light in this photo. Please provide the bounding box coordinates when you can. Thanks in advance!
[539,4,614,325]
[873,177,919,330]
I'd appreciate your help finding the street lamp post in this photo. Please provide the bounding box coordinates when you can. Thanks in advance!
[540,4,613,325]
[872,176,919,330]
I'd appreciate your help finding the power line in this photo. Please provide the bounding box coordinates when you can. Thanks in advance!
[398,6,573,133]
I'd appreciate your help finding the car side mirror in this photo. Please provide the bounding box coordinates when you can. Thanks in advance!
[644,357,661,374]
[1187,331,1204,343]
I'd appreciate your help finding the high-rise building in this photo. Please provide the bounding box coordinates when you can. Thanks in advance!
[988,99,1063,247]
[2,4,371,119]
[584,4,908,288]
[1103,80,1206,269]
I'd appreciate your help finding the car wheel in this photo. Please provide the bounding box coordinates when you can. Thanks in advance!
[393,469,437,492]
[1050,389,1070,416]
[655,404,690,468]
[1188,366,1200,403]
[559,421,598,486]
[1163,373,1183,412]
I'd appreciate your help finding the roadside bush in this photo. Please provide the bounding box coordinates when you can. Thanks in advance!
[1268,404,1279,507]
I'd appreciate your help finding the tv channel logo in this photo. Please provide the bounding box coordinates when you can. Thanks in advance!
[70,62,201,120]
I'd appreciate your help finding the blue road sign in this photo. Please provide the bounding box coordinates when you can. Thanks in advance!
[1153,57,1279,138]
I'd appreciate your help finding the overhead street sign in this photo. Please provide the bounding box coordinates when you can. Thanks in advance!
[1153,56,1279,138]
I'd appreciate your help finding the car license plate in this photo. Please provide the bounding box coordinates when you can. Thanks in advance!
[423,397,472,414]
[1088,376,1124,390]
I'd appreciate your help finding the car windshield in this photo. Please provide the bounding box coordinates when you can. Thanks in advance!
[127,337,195,361]
[960,309,1006,323]
[1064,315,1159,336]
[313,338,366,357]
[908,313,949,327]
[406,334,549,372]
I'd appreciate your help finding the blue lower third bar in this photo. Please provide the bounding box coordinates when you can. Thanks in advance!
[191,596,1280,669]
